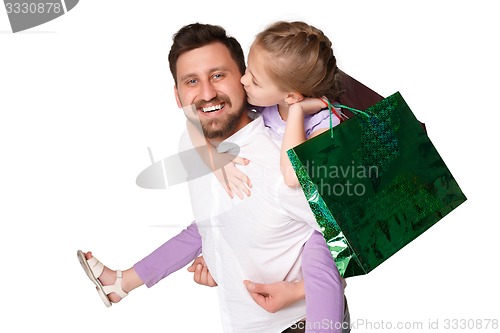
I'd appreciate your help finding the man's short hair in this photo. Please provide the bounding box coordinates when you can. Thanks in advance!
[168,23,246,84]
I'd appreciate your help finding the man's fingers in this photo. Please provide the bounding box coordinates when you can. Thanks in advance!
[186,261,199,272]
[193,263,203,283]
[199,265,217,287]
[187,256,206,272]
[244,280,279,312]
[200,264,209,283]
[246,290,276,313]
[202,266,218,286]
[207,272,217,286]
[193,263,217,287]
[244,280,268,294]
[245,287,267,308]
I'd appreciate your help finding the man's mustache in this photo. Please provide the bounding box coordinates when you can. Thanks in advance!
[195,96,230,109]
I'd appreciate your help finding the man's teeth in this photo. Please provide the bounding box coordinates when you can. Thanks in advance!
[201,104,223,112]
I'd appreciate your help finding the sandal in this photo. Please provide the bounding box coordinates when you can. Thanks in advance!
[77,250,128,307]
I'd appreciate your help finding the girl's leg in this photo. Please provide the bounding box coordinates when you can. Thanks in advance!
[302,230,346,333]
[134,222,202,287]
[83,222,202,304]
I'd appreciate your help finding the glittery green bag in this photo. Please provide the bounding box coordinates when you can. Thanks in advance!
[288,91,467,278]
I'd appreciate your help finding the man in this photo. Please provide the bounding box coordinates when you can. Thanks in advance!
[169,23,332,332]
[80,23,358,332]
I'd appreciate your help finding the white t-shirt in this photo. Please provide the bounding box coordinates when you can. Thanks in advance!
[184,115,320,332]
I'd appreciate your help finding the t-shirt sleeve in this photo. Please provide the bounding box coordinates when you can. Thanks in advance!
[304,108,341,139]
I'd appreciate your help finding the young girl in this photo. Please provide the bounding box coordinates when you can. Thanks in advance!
[228,20,345,196]
[79,21,348,332]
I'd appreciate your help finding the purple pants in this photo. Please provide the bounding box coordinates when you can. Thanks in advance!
[134,223,345,333]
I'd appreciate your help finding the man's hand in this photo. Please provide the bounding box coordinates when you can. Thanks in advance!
[186,257,306,314]
[187,256,217,287]
[243,279,305,313]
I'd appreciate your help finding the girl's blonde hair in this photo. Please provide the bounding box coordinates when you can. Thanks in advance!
[254,21,343,102]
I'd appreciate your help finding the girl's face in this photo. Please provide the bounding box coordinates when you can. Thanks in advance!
[240,44,286,107]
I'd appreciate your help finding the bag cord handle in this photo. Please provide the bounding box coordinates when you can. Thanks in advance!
[320,97,370,138]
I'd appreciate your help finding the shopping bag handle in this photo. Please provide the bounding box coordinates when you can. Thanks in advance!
[332,103,370,118]
[321,98,370,138]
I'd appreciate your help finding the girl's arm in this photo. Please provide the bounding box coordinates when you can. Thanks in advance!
[280,98,328,187]
[186,119,252,199]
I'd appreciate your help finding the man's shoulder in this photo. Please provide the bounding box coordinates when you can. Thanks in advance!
[242,118,280,155]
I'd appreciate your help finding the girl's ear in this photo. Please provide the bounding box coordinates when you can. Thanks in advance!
[174,85,182,108]
[284,92,304,105]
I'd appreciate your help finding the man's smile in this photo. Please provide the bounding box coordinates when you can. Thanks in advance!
[201,103,225,113]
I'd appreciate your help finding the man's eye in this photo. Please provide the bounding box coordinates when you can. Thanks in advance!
[213,73,224,80]
[186,79,198,85]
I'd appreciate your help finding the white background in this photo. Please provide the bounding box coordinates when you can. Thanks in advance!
[1,0,499,332]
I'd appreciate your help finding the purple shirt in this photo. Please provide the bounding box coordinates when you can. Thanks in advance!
[258,105,340,139]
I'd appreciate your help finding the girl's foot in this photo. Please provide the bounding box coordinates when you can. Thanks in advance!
[77,250,129,306]
[83,251,127,303]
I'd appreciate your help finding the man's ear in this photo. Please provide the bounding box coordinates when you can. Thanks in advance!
[174,85,182,108]
[284,92,304,105]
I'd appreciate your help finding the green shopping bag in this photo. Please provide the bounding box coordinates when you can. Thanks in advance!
[288,92,467,278]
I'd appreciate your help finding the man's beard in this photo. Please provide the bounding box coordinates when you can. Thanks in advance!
[200,108,244,139]
[195,96,246,139]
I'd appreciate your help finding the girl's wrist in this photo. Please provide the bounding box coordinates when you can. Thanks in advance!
[288,102,305,115]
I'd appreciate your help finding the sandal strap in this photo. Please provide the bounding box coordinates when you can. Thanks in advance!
[86,256,104,278]
[102,270,128,299]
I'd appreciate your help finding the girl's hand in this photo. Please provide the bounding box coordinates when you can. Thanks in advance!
[292,97,328,115]
[213,154,252,199]
[185,114,252,199]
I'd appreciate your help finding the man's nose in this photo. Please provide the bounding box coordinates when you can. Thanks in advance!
[200,81,217,101]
